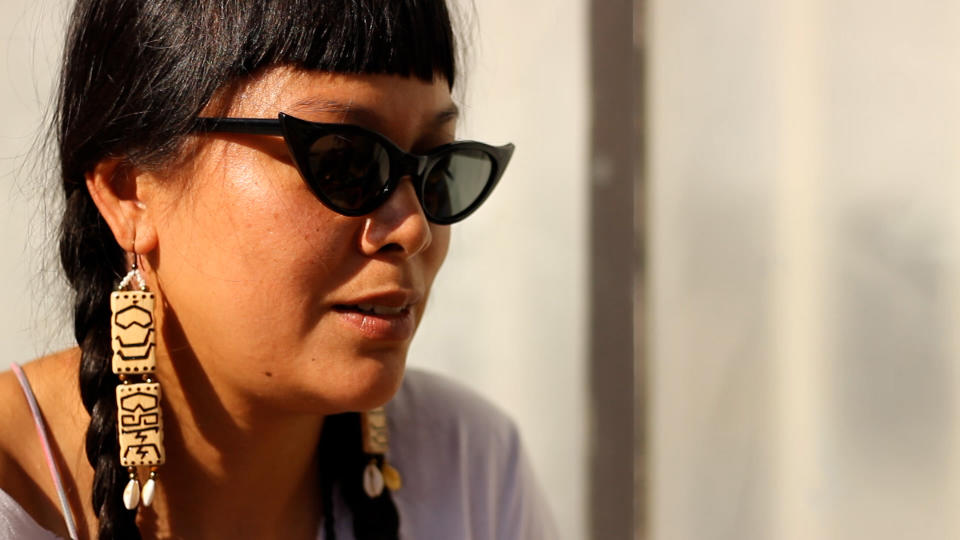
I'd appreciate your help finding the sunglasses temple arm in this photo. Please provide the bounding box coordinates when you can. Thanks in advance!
[192,118,284,136]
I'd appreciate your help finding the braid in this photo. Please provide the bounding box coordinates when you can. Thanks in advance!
[320,413,401,540]
[61,188,142,539]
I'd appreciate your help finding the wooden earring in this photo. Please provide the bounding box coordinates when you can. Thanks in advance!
[111,257,164,510]
[361,407,402,498]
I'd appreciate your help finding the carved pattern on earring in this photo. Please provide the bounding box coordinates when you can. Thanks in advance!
[111,254,164,510]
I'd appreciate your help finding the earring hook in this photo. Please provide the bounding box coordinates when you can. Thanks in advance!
[117,236,147,291]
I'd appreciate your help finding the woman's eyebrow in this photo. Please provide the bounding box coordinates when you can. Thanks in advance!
[288,97,459,126]
[287,97,358,120]
[435,104,459,125]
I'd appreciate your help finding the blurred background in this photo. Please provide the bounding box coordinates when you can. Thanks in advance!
[649,0,960,539]
[5,0,959,539]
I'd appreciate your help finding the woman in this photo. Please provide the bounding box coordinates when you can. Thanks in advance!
[0,0,557,538]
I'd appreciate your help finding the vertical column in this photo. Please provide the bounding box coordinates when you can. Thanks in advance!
[948,22,960,540]
[633,0,648,536]
[589,0,640,538]
[633,0,647,535]
[772,0,825,538]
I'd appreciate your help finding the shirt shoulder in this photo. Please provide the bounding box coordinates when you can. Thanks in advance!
[387,368,520,449]
[385,369,558,540]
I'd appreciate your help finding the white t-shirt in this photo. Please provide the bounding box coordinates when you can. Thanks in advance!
[0,369,558,539]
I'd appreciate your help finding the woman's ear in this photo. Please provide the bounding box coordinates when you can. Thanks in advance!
[85,159,159,254]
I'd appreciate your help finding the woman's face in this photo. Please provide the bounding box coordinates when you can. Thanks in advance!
[141,68,454,414]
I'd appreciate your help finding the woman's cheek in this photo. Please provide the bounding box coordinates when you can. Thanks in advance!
[425,224,452,278]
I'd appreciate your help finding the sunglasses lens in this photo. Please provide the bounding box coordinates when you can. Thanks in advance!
[423,149,494,220]
[306,134,390,212]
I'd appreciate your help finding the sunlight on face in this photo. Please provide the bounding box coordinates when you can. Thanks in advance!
[144,68,456,415]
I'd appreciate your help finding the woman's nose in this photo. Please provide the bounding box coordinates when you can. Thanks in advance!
[359,178,432,258]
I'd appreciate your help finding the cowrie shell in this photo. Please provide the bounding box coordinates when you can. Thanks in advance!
[363,462,385,498]
[123,477,140,510]
[141,477,157,507]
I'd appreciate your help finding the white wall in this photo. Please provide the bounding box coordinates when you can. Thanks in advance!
[650,0,960,538]
[0,1,71,359]
[0,1,589,538]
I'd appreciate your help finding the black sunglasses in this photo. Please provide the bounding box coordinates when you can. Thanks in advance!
[192,113,515,224]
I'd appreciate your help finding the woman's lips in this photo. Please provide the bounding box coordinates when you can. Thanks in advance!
[332,304,416,340]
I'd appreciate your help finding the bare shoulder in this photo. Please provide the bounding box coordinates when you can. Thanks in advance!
[0,348,85,462]
[0,349,85,538]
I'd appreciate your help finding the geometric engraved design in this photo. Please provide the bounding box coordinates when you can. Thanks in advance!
[116,382,165,467]
[110,291,156,374]
[361,407,389,455]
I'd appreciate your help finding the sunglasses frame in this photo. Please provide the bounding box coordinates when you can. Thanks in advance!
[192,112,515,224]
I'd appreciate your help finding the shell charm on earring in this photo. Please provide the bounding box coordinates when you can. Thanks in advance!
[111,257,165,510]
[361,407,402,498]
[363,459,385,498]
[122,468,140,510]
[141,469,158,507]
[381,462,402,491]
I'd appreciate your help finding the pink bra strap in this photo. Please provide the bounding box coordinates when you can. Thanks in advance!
[11,363,80,540]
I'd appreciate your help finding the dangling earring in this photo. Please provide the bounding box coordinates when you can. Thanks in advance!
[111,252,165,510]
[361,407,402,498]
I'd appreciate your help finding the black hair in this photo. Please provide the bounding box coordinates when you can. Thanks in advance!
[57,1,457,538]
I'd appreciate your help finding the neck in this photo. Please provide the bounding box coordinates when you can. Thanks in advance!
[139,329,326,539]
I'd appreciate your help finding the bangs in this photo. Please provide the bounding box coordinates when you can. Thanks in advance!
[190,0,456,87]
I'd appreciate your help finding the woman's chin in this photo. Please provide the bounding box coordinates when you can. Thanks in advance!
[340,365,406,412]
[302,352,407,413]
